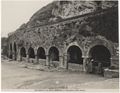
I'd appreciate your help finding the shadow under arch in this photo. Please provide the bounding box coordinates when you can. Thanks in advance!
[37,47,46,59]
[20,47,26,57]
[9,43,13,59]
[48,46,59,61]
[28,47,35,58]
[13,42,17,60]
[67,45,83,68]
[89,45,111,67]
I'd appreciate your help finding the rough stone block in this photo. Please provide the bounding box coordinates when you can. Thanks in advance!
[68,63,83,71]
[104,68,119,78]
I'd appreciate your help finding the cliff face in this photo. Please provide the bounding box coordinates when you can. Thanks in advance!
[27,1,118,27]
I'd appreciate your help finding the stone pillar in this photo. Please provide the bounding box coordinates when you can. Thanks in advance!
[26,54,29,62]
[8,46,11,59]
[63,54,68,69]
[35,55,39,63]
[12,51,15,60]
[59,55,64,68]
[17,49,21,61]
[110,56,119,68]
[8,51,12,59]
[46,55,49,66]
[82,56,90,72]
[20,55,22,61]
[13,52,17,61]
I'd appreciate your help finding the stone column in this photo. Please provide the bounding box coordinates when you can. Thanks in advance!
[26,54,29,62]
[8,51,12,59]
[13,52,17,61]
[17,49,21,61]
[8,46,11,59]
[35,55,39,63]
[63,54,68,69]
[12,51,15,60]
[110,56,119,68]
[46,55,49,66]
[59,55,64,68]
[82,56,90,72]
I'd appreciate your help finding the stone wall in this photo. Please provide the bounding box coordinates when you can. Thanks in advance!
[7,1,118,72]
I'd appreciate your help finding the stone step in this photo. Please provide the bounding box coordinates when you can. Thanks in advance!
[104,68,119,78]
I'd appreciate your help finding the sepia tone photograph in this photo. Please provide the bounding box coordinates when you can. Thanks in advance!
[1,0,119,92]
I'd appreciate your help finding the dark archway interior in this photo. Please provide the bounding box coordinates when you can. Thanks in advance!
[20,47,26,57]
[67,45,83,64]
[28,47,35,58]
[14,43,17,60]
[90,45,111,67]
[14,43,17,52]
[9,44,12,59]
[49,47,59,61]
[37,47,46,59]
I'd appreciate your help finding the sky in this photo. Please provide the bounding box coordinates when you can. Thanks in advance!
[1,0,54,37]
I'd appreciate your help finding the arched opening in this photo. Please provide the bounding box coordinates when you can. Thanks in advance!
[49,47,59,61]
[14,43,17,60]
[9,43,12,59]
[67,45,83,64]
[20,47,26,57]
[28,47,35,58]
[89,45,111,67]
[37,47,46,59]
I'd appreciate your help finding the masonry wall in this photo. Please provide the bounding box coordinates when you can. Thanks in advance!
[7,7,119,71]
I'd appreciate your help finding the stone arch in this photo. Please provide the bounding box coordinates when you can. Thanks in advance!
[37,47,46,59]
[28,47,35,58]
[67,45,83,64]
[89,45,111,67]
[13,42,17,60]
[48,46,59,61]
[47,46,61,56]
[64,42,84,56]
[87,40,114,57]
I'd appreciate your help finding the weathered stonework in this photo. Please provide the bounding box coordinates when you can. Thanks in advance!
[7,1,118,73]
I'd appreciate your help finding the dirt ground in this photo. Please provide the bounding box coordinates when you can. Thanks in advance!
[1,59,119,92]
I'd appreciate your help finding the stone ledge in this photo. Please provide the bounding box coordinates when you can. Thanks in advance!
[104,68,119,78]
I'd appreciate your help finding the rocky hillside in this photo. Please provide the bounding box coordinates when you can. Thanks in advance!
[27,1,118,27]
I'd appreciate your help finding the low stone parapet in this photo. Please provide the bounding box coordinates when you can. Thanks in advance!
[68,63,83,72]
[104,68,119,78]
